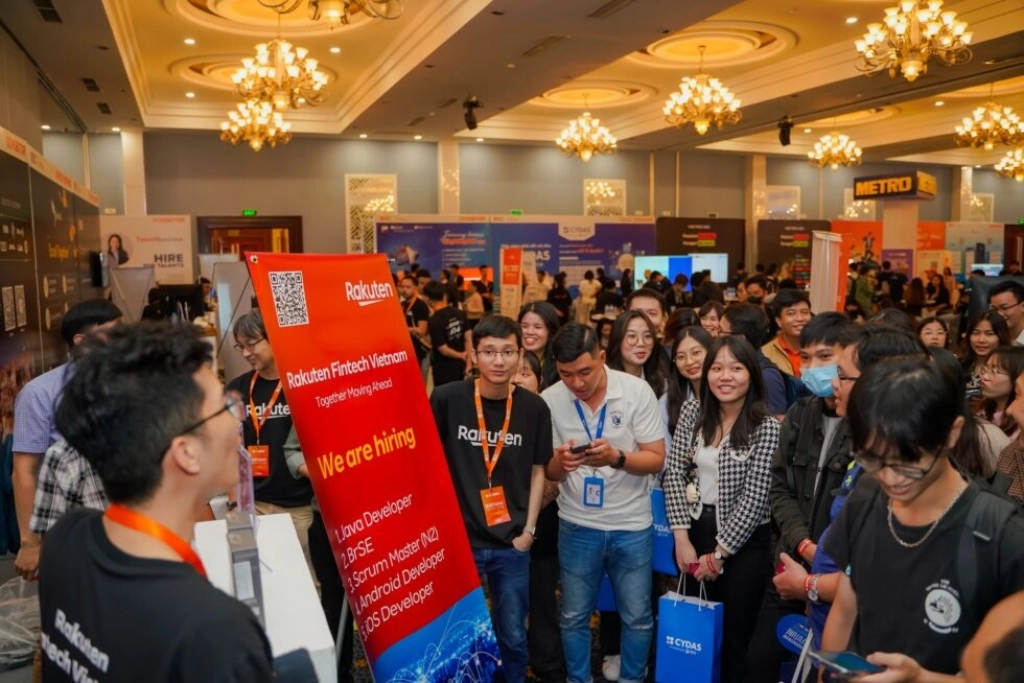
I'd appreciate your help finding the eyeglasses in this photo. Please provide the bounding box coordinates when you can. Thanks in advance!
[990,302,1023,313]
[836,372,860,383]
[980,365,1009,378]
[624,332,654,346]
[854,451,939,481]
[233,338,266,353]
[180,391,246,435]
[475,349,521,361]
[675,351,706,363]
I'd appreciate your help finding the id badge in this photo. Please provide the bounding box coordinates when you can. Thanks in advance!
[249,445,270,478]
[583,476,605,508]
[480,486,512,526]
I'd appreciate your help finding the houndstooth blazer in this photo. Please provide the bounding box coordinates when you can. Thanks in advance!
[663,398,781,555]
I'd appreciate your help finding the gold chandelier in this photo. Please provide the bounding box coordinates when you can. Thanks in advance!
[808,131,863,169]
[854,1,972,82]
[995,148,1024,182]
[220,100,292,152]
[954,89,1023,151]
[555,104,617,163]
[232,39,328,111]
[256,0,402,25]
[663,45,741,135]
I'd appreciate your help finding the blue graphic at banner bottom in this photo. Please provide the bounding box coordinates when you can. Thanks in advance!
[372,588,502,682]
[377,222,490,276]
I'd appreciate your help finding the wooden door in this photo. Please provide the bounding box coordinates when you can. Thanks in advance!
[197,216,303,255]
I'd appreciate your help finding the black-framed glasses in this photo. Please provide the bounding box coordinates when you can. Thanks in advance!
[181,391,246,435]
[233,338,265,353]
[854,451,939,481]
[836,372,860,383]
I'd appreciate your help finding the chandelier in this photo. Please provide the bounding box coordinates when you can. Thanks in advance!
[854,1,972,82]
[585,181,616,201]
[995,148,1024,182]
[220,100,292,152]
[232,39,328,111]
[954,90,1024,151]
[256,0,403,25]
[808,131,863,169]
[555,104,617,162]
[663,45,741,135]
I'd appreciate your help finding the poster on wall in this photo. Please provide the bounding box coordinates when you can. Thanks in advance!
[246,253,500,681]
[488,219,558,277]
[945,221,1004,279]
[654,217,745,277]
[756,220,826,288]
[916,250,954,280]
[916,221,946,251]
[555,217,654,287]
[880,249,914,281]
[100,215,196,285]
[375,216,490,277]
[831,220,883,267]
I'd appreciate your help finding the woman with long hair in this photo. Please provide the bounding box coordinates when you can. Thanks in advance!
[905,277,926,317]
[620,268,634,297]
[546,272,573,326]
[663,307,699,348]
[594,317,615,351]
[981,347,1024,441]
[925,273,951,313]
[961,311,1010,402]
[661,326,712,451]
[917,316,949,350]
[699,300,724,338]
[106,233,129,266]
[663,336,780,683]
[606,310,669,399]
[518,302,561,389]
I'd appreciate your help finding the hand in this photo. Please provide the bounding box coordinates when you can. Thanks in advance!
[857,653,923,683]
[581,438,616,468]
[800,541,818,564]
[773,552,809,601]
[693,553,722,582]
[511,532,535,552]
[15,539,40,581]
[557,443,585,473]
[674,538,698,572]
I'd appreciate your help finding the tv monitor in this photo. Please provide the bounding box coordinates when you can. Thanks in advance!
[692,253,729,284]
[634,255,693,290]
[973,263,1005,277]
[967,275,1024,321]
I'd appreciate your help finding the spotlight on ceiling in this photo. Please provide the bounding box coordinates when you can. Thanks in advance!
[778,116,794,146]
[463,95,483,130]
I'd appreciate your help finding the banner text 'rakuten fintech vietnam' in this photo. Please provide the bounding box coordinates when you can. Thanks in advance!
[245,253,500,682]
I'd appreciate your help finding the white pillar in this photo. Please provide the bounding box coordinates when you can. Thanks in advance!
[745,154,767,268]
[121,130,146,215]
[438,140,459,215]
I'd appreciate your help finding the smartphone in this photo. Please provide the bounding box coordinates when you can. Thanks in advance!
[570,443,592,455]
[808,651,884,676]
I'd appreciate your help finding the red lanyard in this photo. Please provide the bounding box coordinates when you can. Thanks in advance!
[104,504,207,579]
[474,380,514,486]
[249,373,283,445]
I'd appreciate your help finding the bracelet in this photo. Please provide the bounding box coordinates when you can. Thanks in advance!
[797,539,812,558]
[704,554,720,577]
[803,573,813,595]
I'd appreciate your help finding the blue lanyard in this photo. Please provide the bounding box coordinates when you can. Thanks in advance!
[573,400,607,443]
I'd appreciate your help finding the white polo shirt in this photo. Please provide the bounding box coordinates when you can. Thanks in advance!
[542,367,664,532]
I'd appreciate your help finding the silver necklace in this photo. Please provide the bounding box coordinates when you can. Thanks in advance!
[886,479,967,549]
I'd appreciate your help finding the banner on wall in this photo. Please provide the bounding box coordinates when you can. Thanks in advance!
[654,217,745,276]
[944,221,1004,278]
[756,220,826,288]
[551,217,654,286]
[246,253,500,682]
[100,215,195,285]
[880,249,914,279]
[916,250,954,280]
[916,221,946,251]
[832,220,883,265]
[376,216,490,277]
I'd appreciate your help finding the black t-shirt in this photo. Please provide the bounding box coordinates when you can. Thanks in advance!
[430,380,553,549]
[39,509,273,682]
[428,306,469,386]
[595,290,624,315]
[403,297,431,361]
[226,371,313,508]
[547,288,572,321]
[825,479,1024,675]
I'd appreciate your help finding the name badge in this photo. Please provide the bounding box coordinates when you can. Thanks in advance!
[249,445,270,478]
[480,486,512,526]
[583,476,605,508]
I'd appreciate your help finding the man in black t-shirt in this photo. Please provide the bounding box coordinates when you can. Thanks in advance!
[478,264,495,314]
[399,275,431,382]
[227,309,314,565]
[40,322,272,682]
[821,358,1024,680]
[424,280,470,387]
[430,315,552,683]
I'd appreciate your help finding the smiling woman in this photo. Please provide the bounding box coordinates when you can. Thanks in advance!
[606,309,668,399]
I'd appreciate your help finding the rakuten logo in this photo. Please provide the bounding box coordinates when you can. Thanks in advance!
[665,636,702,654]
[345,280,395,306]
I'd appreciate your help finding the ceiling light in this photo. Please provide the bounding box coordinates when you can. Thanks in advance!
[995,148,1024,181]
[185,92,196,99]
[359,133,368,139]
[935,101,944,107]
[257,0,403,27]
[220,99,292,152]
[556,99,617,162]
[41,124,51,130]
[663,45,742,135]
[846,17,858,24]
[975,164,982,168]
[808,130,863,170]
[111,127,121,132]
[855,1,972,82]
[184,38,196,46]
[414,134,422,140]
[803,128,812,134]
[954,87,1023,151]
[329,46,341,54]
[232,39,329,111]
[475,137,484,142]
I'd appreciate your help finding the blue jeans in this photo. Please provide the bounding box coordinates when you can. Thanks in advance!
[473,547,531,683]
[558,519,653,683]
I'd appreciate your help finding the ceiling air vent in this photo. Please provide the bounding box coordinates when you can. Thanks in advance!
[81,78,100,92]
[588,0,640,20]
[96,102,112,115]
[435,97,459,109]
[522,36,567,57]
[406,116,426,127]
[31,0,63,23]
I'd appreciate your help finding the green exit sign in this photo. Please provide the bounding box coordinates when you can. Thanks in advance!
[242,209,258,217]
[510,209,523,216]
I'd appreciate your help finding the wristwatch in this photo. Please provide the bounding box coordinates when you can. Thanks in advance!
[523,525,537,536]
[713,550,727,564]
[612,449,627,469]
[807,574,821,603]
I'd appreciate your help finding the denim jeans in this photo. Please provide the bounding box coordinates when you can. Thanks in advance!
[473,547,531,683]
[558,519,653,683]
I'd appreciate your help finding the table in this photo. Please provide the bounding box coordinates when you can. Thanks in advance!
[194,514,337,683]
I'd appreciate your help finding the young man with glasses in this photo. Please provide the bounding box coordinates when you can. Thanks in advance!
[430,315,552,683]
[820,357,1024,682]
[39,321,273,681]
[227,309,314,561]
[989,281,1024,346]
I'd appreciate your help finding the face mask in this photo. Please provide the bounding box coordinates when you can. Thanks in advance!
[747,295,763,305]
[801,364,838,398]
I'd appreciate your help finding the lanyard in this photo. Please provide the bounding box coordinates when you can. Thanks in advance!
[249,373,283,445]
[474,380,515,487]
[573,399,607,443]
[403,296,415,315]
[104,504,207,579]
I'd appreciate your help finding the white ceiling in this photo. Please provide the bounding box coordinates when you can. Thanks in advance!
[2,0,1023,166]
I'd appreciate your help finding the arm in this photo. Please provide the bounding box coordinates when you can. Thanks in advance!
[663,399,699,529]
[512,465,546,551]
[769,403,815,562]
[282,426,308,479]
[820,573,857,657]
[716,417,781,556]
[13,453,42,579]
[29,447,65,537]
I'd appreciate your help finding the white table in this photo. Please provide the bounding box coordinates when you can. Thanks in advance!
[194,514,337,683]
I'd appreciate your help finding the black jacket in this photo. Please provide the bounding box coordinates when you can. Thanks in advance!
[769,396,853,562]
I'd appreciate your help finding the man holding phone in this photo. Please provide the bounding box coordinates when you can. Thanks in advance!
[543,323,665,683]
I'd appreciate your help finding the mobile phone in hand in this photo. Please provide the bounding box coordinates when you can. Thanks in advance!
[570,442,592,455]
[808,651,884,676]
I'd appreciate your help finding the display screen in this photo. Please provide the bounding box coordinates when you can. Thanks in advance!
[633,255,693,290]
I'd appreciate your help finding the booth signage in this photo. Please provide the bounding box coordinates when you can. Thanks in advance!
[853,171,936,200]
[246,253,500,682]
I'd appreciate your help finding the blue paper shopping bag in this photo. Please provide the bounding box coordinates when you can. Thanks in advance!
[655,583,724,683]
[651,488,679,576]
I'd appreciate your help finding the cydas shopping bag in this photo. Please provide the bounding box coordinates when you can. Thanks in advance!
[651,488,679,576]
[655,577,723,683]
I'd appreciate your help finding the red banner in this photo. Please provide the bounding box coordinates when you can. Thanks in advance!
[245,253,499,681]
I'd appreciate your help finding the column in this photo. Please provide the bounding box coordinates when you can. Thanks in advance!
[744,154,767,268]
[438,140,459,215]
[121,130,146,215]
[951,166,973,222]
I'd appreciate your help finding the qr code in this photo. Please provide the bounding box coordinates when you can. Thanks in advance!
[268,271,309,327]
